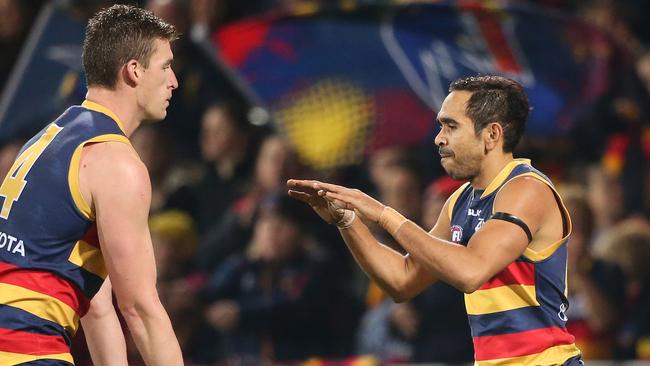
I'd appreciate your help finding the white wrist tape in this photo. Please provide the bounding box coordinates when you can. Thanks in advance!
[327,201,356,229]
[379,206,408,236]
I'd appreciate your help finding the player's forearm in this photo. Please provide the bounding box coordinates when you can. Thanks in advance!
[81,306,128,366]
[119,299,183,366]
[81,278,128,366]
[339,218,415,301]
[393,220,484,292]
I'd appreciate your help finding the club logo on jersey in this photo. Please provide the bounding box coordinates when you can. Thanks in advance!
[451,225,463,243]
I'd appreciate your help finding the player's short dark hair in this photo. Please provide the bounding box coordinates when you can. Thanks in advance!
[449,75,530,152]
[82,4,178,89]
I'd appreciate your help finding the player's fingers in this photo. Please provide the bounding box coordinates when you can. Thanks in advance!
[323,191,354,210]
[287,190,314,203]
[287,179,320,188]
[314,181,347,194]
[287,179,320,191]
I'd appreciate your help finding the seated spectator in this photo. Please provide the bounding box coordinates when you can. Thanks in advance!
[192,99,262,232]
[195,134,304,273]
[131,124,200,214]
[193,193,339,364]
[148,210,202,362]
[596,218,650,360]
[561,185,625,360]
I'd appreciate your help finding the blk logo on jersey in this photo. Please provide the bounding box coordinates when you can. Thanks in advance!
[468,208,482,217]
[451,225,463,243]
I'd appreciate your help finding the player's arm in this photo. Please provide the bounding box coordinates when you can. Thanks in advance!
[288,180,438,302]
[427,196,454,241]
[338,192,456,302]
[393,176,555,292]
[314,177,554,293]
[80,277,128,366]
[80,142,183,366]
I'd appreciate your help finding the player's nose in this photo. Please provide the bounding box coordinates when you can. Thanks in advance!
[169,69,179,90]
[434,129,446,146]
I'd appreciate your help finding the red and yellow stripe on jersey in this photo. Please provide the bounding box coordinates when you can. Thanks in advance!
[449,159,581,365]
[0,100,130,364]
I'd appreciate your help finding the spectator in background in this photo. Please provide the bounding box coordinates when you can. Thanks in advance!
[0,0,41,90]
[146,0,229,159]
[561,185,625,360]
[131,124,199,214]
[421,175,465,230]
[409,176,474,364]
[362,153,423,311]
[196,134,304,272]
[357,175,473,364]
[192,99,260,232]
[188,0,278,41]
[597,218,650,360]
[586,166,625,239]
[367,146,412,198]
[122,209,203,366]
[149,210,202,355]
[150,210,199,281]
[0,138,24,179]
[356,294,414,363]
[192,193,338,364]
[578,0,643,56]
[357,162,422,363]
[573,44,650,219]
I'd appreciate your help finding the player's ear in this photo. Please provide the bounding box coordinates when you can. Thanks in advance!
[483,122,503,151]
[122,59,139,87]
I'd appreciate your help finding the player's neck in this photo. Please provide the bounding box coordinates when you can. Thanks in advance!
[470,152,514,190]
[85,87,141,137]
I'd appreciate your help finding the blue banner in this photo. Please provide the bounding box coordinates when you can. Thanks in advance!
[0,3,86,140]
[214,2,618,169]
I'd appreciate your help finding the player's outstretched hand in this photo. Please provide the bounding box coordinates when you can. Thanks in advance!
[288,180,385,223]
[287,179,349,224]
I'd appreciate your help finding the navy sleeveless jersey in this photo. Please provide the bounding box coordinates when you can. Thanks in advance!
[0,100,131,364]
[446,159,581,365]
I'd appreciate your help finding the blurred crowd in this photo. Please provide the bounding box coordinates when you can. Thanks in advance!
[1,0,650,365]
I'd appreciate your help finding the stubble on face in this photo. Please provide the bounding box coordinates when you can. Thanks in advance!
[436,91,485,181]
[442,146,483,181]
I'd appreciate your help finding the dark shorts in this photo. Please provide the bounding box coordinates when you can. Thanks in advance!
[16,360,74,366]
[563,354,585,366]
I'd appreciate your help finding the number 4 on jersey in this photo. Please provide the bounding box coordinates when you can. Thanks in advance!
[0,124,63,219]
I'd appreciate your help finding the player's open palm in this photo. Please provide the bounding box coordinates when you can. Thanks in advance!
[310,182,385,223]
[287,179,348,224]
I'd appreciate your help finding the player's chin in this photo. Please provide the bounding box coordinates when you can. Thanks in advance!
[156,107,168,119]
[440,157,453,169]
[441,162,457,176]
[144,111,167,124]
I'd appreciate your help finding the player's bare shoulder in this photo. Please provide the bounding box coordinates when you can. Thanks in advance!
[495,175,564,248]
[79,141,151,208]
[496,176,555,214]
